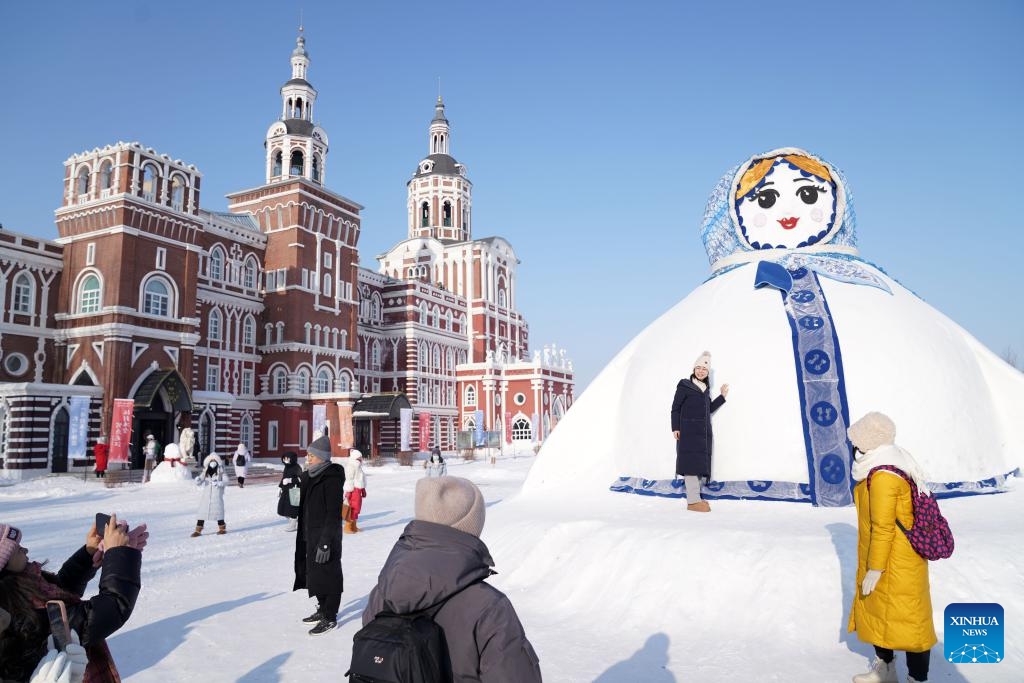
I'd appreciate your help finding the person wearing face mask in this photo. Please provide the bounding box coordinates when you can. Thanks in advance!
[293,435,345,635]
[671,351,729,512]
[191,453,228,537]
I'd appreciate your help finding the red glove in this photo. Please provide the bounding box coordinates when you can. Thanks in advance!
[359,488,367,498]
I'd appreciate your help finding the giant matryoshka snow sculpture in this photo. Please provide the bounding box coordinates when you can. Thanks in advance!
[525,147,1023,506]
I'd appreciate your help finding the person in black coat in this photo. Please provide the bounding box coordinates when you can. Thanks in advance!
[670,350,729,512]
[278,451,302,531]
[293,435,345,635]
[0,516,143,681]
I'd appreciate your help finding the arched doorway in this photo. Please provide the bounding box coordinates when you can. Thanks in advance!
[51,407,70,473]
[131,369,193,468]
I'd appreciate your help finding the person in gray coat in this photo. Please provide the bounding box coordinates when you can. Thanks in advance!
[362,476,542,682]
[191,453,227,536]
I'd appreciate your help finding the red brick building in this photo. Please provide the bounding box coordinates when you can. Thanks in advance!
[0,31,572,477]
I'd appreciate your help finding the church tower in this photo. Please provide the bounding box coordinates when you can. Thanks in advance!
[407,97,472,242]
[228,28,362,457]
[264,28,329,185]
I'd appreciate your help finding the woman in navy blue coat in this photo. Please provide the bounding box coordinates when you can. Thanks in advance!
[671,351,729,511]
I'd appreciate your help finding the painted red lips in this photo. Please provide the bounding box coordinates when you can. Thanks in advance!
[778,217,799,230]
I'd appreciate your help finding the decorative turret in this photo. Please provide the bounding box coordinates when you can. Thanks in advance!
[407,97,472,241]
[264,28,329,185]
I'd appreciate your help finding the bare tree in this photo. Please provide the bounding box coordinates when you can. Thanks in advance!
[1001,346,1021,371]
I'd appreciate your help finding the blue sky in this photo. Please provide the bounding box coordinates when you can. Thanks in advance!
[1,1,1021,390]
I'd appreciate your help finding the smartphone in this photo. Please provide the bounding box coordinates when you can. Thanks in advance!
[45,600,69,652]
[95,512,111,538]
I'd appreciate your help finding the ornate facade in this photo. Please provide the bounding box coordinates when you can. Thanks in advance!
[0,31,572,477]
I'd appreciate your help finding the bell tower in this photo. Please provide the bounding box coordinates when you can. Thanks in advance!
[407,97,473,242]
[264,27,329,185]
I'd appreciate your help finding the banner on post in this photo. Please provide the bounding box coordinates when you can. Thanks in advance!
[312,404,327,437]
[474,409,486,446]
[400,408,412,451]
[504,411,512,444]
[418,411,431,452]
[67,396,90,462]
[108,399,134,464]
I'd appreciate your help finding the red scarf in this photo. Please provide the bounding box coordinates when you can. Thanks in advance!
[27,562,121,683]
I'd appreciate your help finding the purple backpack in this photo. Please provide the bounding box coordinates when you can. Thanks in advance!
[867,465,955,561]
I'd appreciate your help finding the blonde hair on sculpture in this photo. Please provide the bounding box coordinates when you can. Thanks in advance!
[735,154,833,200]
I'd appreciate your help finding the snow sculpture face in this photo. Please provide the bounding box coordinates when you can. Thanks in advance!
[735,156,837,250]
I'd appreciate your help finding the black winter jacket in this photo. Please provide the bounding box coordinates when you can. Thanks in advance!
[277,461,303,518]
[0,545,141,682]
[670,378,725,477]
[363,521,542,683]
[293,463,345,597]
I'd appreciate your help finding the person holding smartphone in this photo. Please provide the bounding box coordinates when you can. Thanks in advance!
[0,516,143,682]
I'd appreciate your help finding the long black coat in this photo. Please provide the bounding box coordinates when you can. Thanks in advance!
[670,378,726,477]
[293,463,345,597]
[277,461,303,518]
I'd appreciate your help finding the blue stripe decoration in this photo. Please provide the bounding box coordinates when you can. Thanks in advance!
[782,267,853,506]
[609,469,1019,502]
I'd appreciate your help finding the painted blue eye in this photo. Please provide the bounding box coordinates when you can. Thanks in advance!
[753,189,779,209]
[797,186,823,205]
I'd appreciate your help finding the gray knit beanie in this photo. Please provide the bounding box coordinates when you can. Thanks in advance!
[414,476,485,537]
[847,412,896,452]
[307,435,332,461]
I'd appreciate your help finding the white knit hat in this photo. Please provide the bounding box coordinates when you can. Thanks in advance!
[693,351,712,372]
[847,412,896,452]
[414,476,485,537]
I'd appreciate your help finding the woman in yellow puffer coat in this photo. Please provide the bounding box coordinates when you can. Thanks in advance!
[847,412,936,683]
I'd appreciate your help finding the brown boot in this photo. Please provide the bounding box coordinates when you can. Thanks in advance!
[350,519,359,533]
[190,525,202,537]
[343,520,355,534]
[217,523,227,535]
[687,500,711,512]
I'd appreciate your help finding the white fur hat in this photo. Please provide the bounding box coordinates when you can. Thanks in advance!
[694,351,712,371]
[847,412,896,452]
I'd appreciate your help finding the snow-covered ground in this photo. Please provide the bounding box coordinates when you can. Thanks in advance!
[1,456,1019,682]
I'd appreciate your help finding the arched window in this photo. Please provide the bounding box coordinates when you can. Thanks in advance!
[419,302,427,325]
[497,289,507,307]
[464,416,476,431]
[12,272,34,314]
[240,415,253,453]
[289,150,304,176]
[316,369,331,393]
[272,151,283,176]
[170,176,185,211]
[208,309,222,341]
[371,295,381,321]
[296,369,310,393]
[77,167,90,196]
[421,202,429,227]
[78,274,101,314]
[142,277,171,316]
[244,259,257,289]
[445,348,454,373]
[209,248,224,280]
[141,165,158,202]
[431,345,441,370]
[99,161,113,192]
[465,385,477,407]
[442,201,452,227]
[462,206,469,230]
[338,372,351,393]
[273,368,288,394]
[312,155,321,182]
[371,341,381,370]
[243,315,256,346]
[512,417,532,441]
[323,274,332,297]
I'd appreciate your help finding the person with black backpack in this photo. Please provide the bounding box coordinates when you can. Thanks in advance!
[352,476,542,682]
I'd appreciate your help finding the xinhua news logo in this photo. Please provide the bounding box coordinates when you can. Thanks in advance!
[945,603,1003,664]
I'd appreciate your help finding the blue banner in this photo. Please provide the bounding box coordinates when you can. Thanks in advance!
[474,409,486,446]
[67,396,90,461]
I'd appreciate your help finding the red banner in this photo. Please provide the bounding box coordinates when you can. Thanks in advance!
[418,411,431,452]
[504,411,512,444]
[108,399,134,464]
